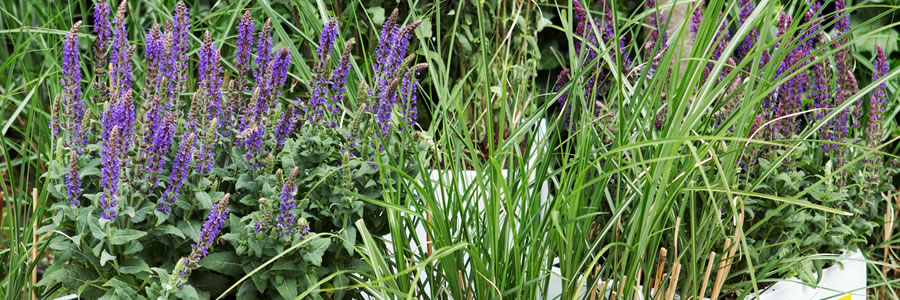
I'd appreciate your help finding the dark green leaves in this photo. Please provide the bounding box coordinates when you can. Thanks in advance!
[199,251,244,276]
[109,228,147,245]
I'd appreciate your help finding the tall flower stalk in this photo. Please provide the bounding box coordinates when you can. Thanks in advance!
[53,21,86,149]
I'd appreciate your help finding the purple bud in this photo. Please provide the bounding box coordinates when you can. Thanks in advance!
[100,126,123,220]
[66,150,82,206]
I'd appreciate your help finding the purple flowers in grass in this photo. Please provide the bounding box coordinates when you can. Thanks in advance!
[690,2,702,39]
[302,20,356,130]
[368,10,423,138]
[867,45,890,146]
[53,21,86,148]
[399,64,427,127]
[110,2,133,95]
[92,2,112,105]
[171,2,190,101]
[735,0,759,60]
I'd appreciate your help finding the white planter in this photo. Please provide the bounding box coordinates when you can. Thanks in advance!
[545,249,865,300]
[749,249,866,300]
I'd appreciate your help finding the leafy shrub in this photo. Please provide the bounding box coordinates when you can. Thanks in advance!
[42,1,426,299]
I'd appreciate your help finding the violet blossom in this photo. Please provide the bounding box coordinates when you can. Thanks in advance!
[157,132,195,214]
[276,167,299,236]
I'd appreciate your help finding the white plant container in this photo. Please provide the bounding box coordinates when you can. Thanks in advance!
[546,249,866,300]
[748,249,866,300]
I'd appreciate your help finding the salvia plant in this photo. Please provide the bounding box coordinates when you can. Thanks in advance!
[42,1,428,298]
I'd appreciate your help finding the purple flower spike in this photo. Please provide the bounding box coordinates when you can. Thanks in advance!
[317,20,338,65]
[158,132,195,214]
[867,45,890,145]
[56,21,86,149]
[143,110,175,186]
[194,194,230,260]
[173,194,231,288]
[234,11,255,134]
[645,0,668,76]
[93,2,112,51]
[198,31,224,130]
[399,63,427,127]
[329,40,355,117]
[172,2,190,97]
[690,2,702,39]
[572,0,587,53]
[100,126,123,220]
[735,0,759,60]
[236,11,255,78]
[254,19,273,98]
[277,167,299,237]
[110,1,133,95]
[92,1,112,105]
[66,150,82,206]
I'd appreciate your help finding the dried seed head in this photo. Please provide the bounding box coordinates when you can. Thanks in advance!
[116,1,127,19]
[70,21,82,35]
[398,20,423,38]
[412,62,428,73]
[387,8,399,30]
[262,18,272,37]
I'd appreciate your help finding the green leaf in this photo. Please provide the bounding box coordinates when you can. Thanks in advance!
[341,227,356,255]
[84,211,106,241]
[237,281,255,299]
[302,237,331,267]
[178,285,200,299]
[275,276,298,300]
[154,224,186,239]
[179,220,201,242]
[104,278,139,299]
[199,251,244,276]
[196,191,213,210]
[236,174,257,193]
[37,263,96,288]
[110,228,147,245]
[120,258,151,275]
[100,250,116,266]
